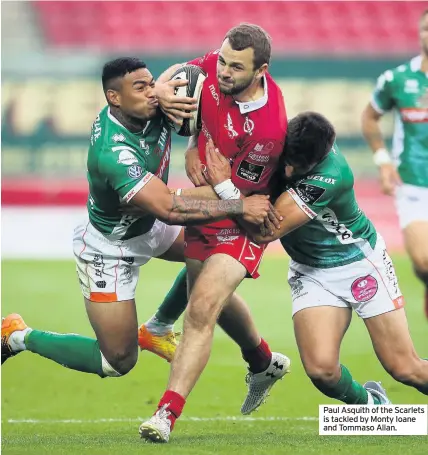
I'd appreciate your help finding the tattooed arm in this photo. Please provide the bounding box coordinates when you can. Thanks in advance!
[129,174,271,226]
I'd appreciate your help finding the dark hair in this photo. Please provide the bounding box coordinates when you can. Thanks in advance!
[422,9,428,19]
[102,57,147,93]
[224,23,271,69]
[284,112,336,170]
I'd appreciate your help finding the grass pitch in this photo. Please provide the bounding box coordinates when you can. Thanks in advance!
[1,255,427,454]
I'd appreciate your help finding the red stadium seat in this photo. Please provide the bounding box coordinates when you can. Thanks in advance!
[33,1,422,55]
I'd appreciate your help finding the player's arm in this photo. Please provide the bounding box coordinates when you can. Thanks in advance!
[185,133,209,187]
[129,174,276,227]
[241,191,311,243]
[361,71,401,195]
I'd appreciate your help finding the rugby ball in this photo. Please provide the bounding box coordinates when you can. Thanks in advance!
[167,64,206,136]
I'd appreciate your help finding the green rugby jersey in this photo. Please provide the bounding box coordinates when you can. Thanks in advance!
[281,144,377,268]
[371,55,428,187]
[87,106,172,240]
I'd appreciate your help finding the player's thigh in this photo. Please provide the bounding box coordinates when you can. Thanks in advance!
[185,257,204,296]
[363,308,420,376]
[73,221,141,358]
[294,306,352,375]
[156,226,185,263]
[187,253,247,322]
[403,221,428,271]
[85,297,138,361]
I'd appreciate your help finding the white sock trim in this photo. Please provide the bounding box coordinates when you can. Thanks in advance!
[145,316,174,336]
[9,327,32,352]
[101,352,121,377]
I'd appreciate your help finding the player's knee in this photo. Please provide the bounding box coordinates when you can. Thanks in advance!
[304,360,340,386]
[185,296,219,331]
[100,347,138,377]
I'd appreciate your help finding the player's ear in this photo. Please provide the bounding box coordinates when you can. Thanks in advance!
[256,63,268,80]
[106,89,120,108]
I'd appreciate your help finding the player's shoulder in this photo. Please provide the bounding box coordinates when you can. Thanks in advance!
[303,144,350,188]
[377,56,420,85]
[191,49,219,69]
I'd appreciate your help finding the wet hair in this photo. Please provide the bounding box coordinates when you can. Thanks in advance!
[224,23,271,69]
[102,57,147,94]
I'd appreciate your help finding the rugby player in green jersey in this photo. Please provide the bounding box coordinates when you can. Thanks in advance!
[362,9,428,319]
[204,111,428,405]
[1,58,282,387]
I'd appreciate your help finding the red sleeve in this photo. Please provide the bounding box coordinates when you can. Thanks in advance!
[230,137,284,195]
[187,50,219,73]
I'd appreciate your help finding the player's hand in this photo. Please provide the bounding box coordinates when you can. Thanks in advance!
[261,202,283,236]
[242,195,282,230]
[155,79,198,125]
[185,146,208,187]
[204,139,232,186]
[379,163,402,196]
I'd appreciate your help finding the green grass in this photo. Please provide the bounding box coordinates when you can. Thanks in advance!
[2,256,428,455]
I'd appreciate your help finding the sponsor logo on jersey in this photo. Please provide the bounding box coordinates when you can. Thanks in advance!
[287,188,317,218]
[400,108,428,123]
[305,175,337,185]
[317,208,357,244]
[295,183,326,203]
[404,79,419,94]
[209,84,220,106]
[248,143,270,163]
[155,137,171,179]
[243,116,254,135]
[351,275,378,302]
[236,160,264,183]
[117,150,138,165]
[112,133,125,143]
[139,139,150,155]
[127,164,143,179]
[123,173,154,203]
[90,115,102,145]
[225,113,238,138]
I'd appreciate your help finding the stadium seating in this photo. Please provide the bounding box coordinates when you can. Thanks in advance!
[34,1,421,54]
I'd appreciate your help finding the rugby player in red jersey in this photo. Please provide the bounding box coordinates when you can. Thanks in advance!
[139,24,289,443]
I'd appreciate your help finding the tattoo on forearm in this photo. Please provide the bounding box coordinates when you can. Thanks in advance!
[167,195,243,224]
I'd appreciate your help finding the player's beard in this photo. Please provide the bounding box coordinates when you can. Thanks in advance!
[218,72,256,96]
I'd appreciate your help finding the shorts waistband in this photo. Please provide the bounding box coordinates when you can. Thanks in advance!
[84,221,125,246]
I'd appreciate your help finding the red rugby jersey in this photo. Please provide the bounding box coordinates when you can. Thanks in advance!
[188,50,287,228]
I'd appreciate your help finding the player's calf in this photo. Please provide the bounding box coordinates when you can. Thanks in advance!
[384,357,428,395]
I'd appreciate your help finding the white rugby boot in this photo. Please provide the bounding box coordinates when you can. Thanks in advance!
[139,404,172,443]
[363,381,392,404]
[241,352,291,415]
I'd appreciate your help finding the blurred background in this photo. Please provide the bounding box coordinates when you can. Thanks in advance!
[1,0,423,257]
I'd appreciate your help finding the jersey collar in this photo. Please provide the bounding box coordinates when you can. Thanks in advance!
[235,75,268,114]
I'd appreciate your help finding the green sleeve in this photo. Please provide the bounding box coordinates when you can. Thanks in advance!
[287,173,341,219]
[98,145,154,203]
[371,70,395,113]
